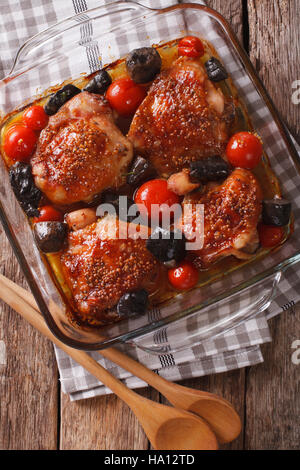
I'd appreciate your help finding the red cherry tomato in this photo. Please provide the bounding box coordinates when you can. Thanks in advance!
[23,105,48,131]
[3,124,37,162]
[33,205,63,223]
[106,78,146,116]
[226,131,263,169]
[258,224,285,248]
[168,260,199,291]
[178,36,205,58]
[134,179,180,222]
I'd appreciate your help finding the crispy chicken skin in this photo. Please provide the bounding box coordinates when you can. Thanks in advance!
[60,215,159,323]
[31,92,133,205]
[177,169,262,268]
[128,56,235,177]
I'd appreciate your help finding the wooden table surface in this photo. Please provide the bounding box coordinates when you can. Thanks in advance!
[0,0,299,450]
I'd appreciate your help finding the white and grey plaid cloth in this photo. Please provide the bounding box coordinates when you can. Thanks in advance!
[1,0,299,401]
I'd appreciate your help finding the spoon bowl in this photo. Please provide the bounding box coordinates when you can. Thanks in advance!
[161,382,242,443]
[154,413,218,450]
[130,397,218,450]
[98,346,241,443]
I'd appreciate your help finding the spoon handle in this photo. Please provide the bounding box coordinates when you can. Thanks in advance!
[0,275,219,450]
[0,274,171,391]
[0,276,144,408]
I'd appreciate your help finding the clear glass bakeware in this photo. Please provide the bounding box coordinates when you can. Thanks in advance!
[0,2,300,353]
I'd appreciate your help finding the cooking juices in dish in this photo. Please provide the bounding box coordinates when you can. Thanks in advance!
[0,37,292,328]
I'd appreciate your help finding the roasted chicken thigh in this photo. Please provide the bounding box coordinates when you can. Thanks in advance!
[177,169,262,268]
[128,56,234,177]
[60,215,159,323]
[31,92,133,205]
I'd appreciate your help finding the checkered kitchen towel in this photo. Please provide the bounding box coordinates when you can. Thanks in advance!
[1,0,299,400]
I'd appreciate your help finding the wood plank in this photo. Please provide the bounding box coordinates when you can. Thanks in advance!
[0,230,58,450]
[244,308,300,450]
[60,385,158,450]
[247,0,300,139]
[206,0,244,42]
[245,0,300,449]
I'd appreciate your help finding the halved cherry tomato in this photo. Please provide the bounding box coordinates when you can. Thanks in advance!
[226,131,263,169]
[23,105,49,131]
[3,124,37,162]
[168,260,199,290]
[134,179,180,222]
[33,205,63,223]
[258,223,285,248]
[106,78,146,116]
[178,36,205,58]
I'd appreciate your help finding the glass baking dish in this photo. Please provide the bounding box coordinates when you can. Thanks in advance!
[1,2,300,353]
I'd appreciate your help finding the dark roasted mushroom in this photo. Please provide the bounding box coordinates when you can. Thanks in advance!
[9,162,41,217]
[34,221,68,253]
[83,69,112,94]
[262,198,291,227]
[117,289,149,317]
[127,156,155,185]
[126,47,162,84]
[205,57,228,82]
[44,84,81,116]
[146,226,186,263]
[189,156,231,183]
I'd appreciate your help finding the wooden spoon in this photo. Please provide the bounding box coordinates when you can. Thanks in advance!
[0,274,241,444]
[101,348,241,444]
[0,276,218,450]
